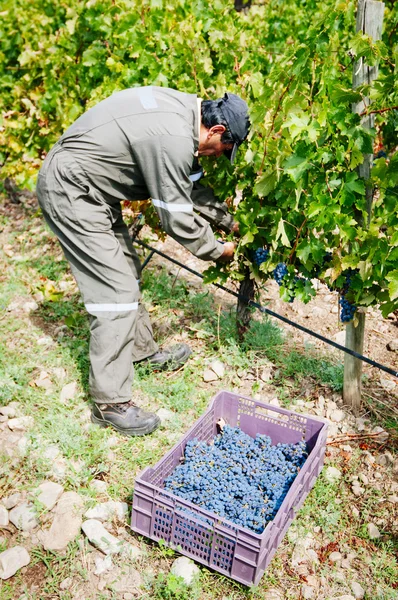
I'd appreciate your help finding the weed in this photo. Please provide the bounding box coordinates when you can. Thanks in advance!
[149,571,202,600]
[28,256,69,281]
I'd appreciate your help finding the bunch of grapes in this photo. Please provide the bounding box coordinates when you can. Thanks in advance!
[339,296,357,322]
[339,270,357,322]
[273,262,288,285]
[163,425,308,534]
[251,247,269,266]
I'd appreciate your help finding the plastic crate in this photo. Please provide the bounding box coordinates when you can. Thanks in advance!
[131,391,327,587]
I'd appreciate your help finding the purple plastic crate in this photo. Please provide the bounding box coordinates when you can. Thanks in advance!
[131,390,327,587]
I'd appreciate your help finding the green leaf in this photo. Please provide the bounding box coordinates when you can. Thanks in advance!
[386,270,398,301]
[284,155,310,183]
[241,231,255,245]
[360,293,376,306]
[387,153,398,186]
[390,230,398,247]
[202,265,228,285]
[331,86,362,104]
[296,242,312,264]
[380,301,398,318]
[282,112,310,139]
[82,44,106,67]
[345,176,365,195]
[254,170,277,197]
[357,260,372,280]
[249,72,264,98]
[349,147,364,169]
[275,218,291,247]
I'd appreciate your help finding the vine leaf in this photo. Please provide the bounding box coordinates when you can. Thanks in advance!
[254,170,277,197]
[276,218,290,247]
[386,270,398,301]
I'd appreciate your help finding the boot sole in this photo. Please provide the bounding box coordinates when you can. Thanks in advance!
[91,413,161,436]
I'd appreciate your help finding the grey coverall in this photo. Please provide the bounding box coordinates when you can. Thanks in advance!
[36,86,234,404]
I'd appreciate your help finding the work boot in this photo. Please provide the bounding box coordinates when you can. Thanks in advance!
[136,343,192,371]
[91,400,160,436]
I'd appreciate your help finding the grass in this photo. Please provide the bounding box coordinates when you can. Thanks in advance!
[0,197,397,600]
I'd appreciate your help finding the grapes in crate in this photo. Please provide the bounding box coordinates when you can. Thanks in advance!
[164,425,307,534]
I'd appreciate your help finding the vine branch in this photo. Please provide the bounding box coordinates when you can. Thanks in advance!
[360,105,398,117]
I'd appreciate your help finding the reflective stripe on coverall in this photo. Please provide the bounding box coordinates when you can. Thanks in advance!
[36,86,230,404]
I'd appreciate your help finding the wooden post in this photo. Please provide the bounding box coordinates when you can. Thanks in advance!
[344,0,385,413]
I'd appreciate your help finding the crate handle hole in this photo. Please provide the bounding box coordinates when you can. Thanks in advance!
[255,406,289,422]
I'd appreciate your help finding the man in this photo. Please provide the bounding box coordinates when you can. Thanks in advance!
[36,86,250,437]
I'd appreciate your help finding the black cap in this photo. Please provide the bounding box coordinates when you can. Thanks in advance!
[217,93,250,163]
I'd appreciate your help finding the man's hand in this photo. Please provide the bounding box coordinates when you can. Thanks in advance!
[230,221,240,234]
[218,241,236,262]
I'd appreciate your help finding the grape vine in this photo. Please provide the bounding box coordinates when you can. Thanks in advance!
[0,0,397,317]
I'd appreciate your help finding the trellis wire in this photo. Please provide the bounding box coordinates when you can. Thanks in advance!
[133,238,398,379]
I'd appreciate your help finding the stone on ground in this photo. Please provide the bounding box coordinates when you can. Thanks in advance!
[59,577,73,590]
[330,409,345,423]
[53,367,66,382]
[43,444,60,460]
[372,426,389,441]
[34,372,52,389]
[202,369,218,383]
[386,339,398,351]
[380,377,396,392]
[260,367,273,382]
[82,519,125,555]
[84,501,128,522]
[35,481,64,510]
[9,502,38,531]
[170,556,200,586]
[50,457,67,481]
[301,584,315,599]
[351,581,365,599]
[40,491,84,551]
[2,493,21,510]
[17,436,29,456]
[156,408,174,423]
[106,567,142,594]
[121,543,142,560]
[7,417,34,431]
[291,534,319,568]
[60,381,78,402]
[23,301,38,313]
[0,546,30,579]
[367,523,381,539]
[324,466,342,484]
[0,505,9,527]
[94,555,113,576]
[209,359,225,378]
[263,589,284,600]
[0,405,17,418]
[329,551,342,562]
[90,480,108,494]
